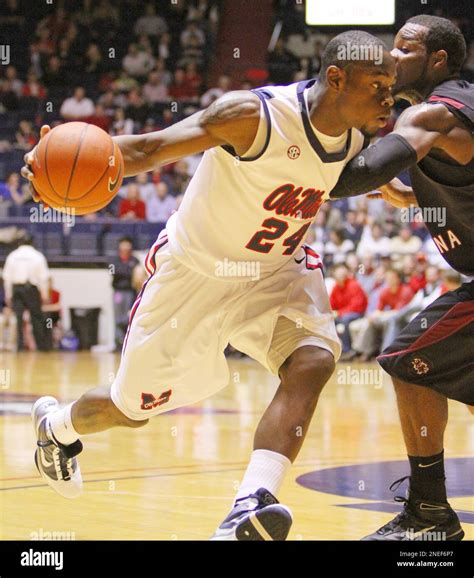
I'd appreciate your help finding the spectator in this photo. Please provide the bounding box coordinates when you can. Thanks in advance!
[158,32,172,64]
[155,58,173,87]
[390,225,423,257]
[169,68,199,101]
[185,61,202,95]
[86,104,111,132]
[200,74,231,108]
[134,3,168,37]
[84,43,104,80]
[382,266,443,350]
[21,71,47,99]
[118,184,146,220]
[41,56,65,94]
[36,28,55,58]
[124,89,150,129]
[111,107,134,135]
[122,43,155,79]
[441,270,462,292]
[180,20,206,51]
[352,269,414,361]
[324,229,355,266]
[179,24,207,67]
[343,210,363,244]
[0,172,30,207]
[111,237,140,349]
[135,173,156,202]
[60,86,95,120]
[4,65,23,97]
[171,159,191,194]
[356,222,391,259]
[329,264,368,359]
[143,71,169,104]
[0,80,18,112]
[146,182,177,223]
[98,90,118,117]
[36,7,71,44]
[14,120,38,151]
[2,237,50,352]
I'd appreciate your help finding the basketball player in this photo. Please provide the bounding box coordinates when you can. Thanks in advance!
[23,31,395,540]
[330,16,473,541]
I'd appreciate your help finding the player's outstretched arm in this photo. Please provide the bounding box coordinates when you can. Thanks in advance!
[114,90,262,176]
[20,91,262,187]
[329,102,470,199]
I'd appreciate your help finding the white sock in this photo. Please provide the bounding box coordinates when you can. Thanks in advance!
[48,403,80,446]
[235,449,291,503]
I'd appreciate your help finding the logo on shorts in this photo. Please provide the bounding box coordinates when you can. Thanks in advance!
[140,389,172,410]
[410,356,432,376]
[287,145,300,159]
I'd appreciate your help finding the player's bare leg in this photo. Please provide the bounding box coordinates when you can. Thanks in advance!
[253,346,335,461]
[212,346,335,540]
[363,378,464,541]
[71,386,149,433]
[32,387,147,499]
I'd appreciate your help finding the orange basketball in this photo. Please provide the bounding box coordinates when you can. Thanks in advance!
[31,122,124,216]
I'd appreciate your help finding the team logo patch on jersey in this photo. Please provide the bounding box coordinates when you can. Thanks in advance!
[287,145,300,159]
[409,356,432,376]
[140,389,172,410]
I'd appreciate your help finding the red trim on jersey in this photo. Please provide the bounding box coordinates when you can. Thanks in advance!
[428,96,464,109]
[378,300,474,359]
[122,236,168,354]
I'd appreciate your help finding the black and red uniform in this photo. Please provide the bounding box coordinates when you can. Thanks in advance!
[377,80,474,404]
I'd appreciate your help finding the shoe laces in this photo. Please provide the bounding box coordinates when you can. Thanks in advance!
[385,476,412,528]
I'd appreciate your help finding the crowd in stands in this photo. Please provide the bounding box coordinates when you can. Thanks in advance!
[0,1,472,358]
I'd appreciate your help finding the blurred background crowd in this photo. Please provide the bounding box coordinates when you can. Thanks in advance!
[0,0,471,355]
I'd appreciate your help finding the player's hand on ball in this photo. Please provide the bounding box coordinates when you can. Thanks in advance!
[21,125,51,208]
[367,177,418,209]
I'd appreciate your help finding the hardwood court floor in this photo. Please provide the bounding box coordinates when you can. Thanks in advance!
[0,352,472,540]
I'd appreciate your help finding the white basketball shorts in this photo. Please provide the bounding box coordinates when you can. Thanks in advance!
[111,230,340,420]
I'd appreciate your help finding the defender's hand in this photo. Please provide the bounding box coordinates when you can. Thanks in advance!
[367,177,418,209]
[21,125,51,206]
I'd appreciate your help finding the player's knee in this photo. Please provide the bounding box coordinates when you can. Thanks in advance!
[280,346,335,394]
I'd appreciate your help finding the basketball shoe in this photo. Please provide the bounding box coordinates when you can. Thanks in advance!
[362,476,464,541]
[210,488,292,540]
[32,396,83,499]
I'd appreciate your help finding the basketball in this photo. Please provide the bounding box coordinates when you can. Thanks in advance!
[31,122,124,215]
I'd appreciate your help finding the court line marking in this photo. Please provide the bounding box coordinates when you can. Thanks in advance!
[0,454,423,483]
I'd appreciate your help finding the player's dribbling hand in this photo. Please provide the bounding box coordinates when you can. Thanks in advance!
[21,125,51,208]
[367,177,418,209]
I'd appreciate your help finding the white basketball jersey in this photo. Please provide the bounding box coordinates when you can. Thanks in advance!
[166,80,365,280]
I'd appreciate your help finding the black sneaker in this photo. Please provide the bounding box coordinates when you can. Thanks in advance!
[362,476,464,541]
[32,396,83,499]
[210,488,292,541]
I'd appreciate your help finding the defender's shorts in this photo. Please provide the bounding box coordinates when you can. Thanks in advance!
[111,231,340,420]
[377,281,474,404]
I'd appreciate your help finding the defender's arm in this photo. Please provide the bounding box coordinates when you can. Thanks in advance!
[330,102,471,199]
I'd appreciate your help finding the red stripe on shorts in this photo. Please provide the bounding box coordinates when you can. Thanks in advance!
[378,300,474,359]
[122,236,168,354]
[428,95,465,109]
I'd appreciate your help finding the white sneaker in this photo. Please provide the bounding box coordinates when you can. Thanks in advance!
[32,396,83,499]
